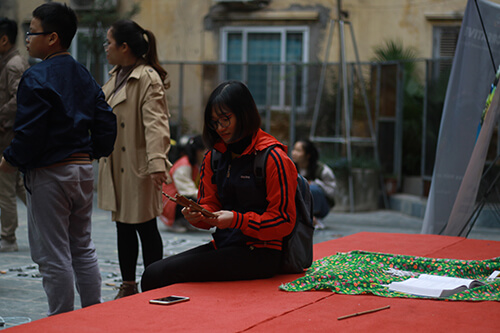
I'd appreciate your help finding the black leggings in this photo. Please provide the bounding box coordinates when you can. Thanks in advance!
[116,218,163,282]
[141,242,281,292]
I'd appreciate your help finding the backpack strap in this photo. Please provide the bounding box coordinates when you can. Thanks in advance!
[253,144,279,184]
[211,149,222,184]
[296,173,308,197]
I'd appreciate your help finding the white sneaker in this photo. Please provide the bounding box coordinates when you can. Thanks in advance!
[0,239,19,252]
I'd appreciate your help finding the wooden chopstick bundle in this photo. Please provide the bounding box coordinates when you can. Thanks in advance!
[162,192,177,202]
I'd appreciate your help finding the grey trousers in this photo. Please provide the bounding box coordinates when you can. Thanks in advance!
[25,164,102,316]
[0,169,26,242]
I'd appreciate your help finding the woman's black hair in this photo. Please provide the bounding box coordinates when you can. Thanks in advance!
[202,81,261,149]
[297,139,319,180]
[110,20,167,82]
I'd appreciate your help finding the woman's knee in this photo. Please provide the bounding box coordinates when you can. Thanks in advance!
[141,259,167,292]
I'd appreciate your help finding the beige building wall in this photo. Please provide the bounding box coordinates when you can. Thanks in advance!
[11,0,498,62]
[7,0,500,134]
[124,0,215,132]
[344,0,468,61]
[126,0,495,63]
[124,0,483,133]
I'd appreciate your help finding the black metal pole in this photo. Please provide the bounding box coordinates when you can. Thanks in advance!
[474,0,497,73]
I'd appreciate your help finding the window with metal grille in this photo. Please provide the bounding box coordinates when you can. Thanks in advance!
[220,26,309,111]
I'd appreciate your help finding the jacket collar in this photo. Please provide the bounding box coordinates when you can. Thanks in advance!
[108,58,146,81]
[106,59,147,107]
[213,129,288,156]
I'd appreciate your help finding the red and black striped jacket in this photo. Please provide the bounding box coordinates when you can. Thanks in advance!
[196,129,297,251]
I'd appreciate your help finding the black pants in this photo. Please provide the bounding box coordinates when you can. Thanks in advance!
[141,242,281,292]
[116,218,163,282]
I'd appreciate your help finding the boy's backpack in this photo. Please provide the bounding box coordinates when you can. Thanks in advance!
[211,145,314,274]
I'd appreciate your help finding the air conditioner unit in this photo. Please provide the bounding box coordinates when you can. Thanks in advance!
[70,0,118,11]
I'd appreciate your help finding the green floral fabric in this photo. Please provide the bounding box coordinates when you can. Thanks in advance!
[279,251,500,301]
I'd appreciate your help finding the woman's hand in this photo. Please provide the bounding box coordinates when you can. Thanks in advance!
[150,171,168,190]
[181,207,204,225]
[209,210,233,229]
[181,207,233,229]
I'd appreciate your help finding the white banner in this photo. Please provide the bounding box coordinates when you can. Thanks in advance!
[421,0,500,235]
[444,81,500,236]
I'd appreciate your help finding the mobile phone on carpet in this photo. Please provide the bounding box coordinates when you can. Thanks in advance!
[149,295,190,305]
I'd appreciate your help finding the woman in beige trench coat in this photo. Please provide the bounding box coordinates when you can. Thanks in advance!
[98,20,171,299]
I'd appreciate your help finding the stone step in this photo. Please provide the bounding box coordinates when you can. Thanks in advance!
[389,194,500,228]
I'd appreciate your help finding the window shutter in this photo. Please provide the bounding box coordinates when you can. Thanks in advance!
[437,26,460,73]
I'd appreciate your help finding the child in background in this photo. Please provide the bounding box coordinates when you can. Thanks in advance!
[161,135,206,232]
[292,139,336,229]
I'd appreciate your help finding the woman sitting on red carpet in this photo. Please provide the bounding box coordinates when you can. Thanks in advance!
[141,80,298,290]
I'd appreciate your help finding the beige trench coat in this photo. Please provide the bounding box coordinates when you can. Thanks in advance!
[98,62,171,223]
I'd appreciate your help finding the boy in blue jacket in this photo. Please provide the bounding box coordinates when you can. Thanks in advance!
[0,3,117,316]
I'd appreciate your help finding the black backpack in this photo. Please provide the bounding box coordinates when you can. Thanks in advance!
[211,145,314,274]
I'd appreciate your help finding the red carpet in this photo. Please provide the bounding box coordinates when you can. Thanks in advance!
[7,232,500,332]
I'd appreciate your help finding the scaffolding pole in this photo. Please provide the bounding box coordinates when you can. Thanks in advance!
[310,7,388,211]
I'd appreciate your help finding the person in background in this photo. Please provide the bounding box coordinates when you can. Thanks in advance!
[160,134,206,233]
[141,80,297,291]
[291,139,336,229]
[98,19,171,299]
[0,3,117,315]
[0,17,28,252]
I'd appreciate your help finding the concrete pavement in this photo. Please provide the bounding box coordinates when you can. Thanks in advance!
[1,195,500,329]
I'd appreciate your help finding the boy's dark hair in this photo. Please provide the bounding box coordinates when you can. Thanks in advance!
[0,17,18,44]
[202,81,261,149]
[110,20,167,82]
[32,2,77,49]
